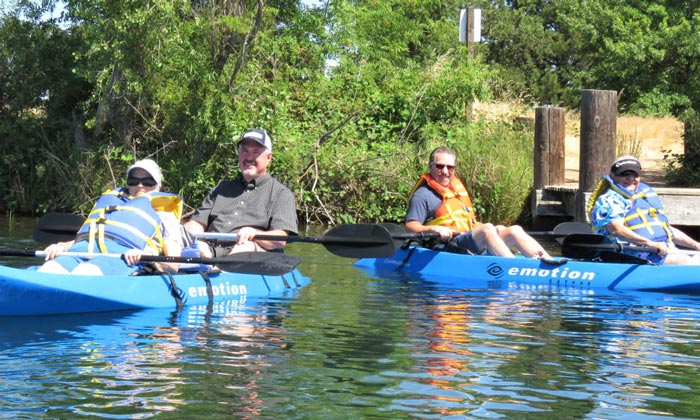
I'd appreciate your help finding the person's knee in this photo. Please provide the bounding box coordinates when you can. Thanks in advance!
[508,225,525,235]
[37,261,69,274]
[499,225,528,242]
[70,263,104,276]
[479,223,498,235]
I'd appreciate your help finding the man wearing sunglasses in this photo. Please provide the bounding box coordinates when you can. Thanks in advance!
[38,159,184,275]
[589,155,700,264]
[184,129,298,255]
[405,146,551,258]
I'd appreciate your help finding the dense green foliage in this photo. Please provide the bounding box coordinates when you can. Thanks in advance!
[482,0,700,116]
[2,0,700,224]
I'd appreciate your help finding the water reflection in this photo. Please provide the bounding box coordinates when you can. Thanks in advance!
[0,299,299,418]
[370,275,700,419]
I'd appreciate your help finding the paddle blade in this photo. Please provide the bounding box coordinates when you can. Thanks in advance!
[552,222,592,244]
[322,223,396,258]
[33,212,85,244]
[561,233,611,259]
[212,252,301,276]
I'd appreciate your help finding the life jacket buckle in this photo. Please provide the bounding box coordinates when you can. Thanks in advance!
[104,205,119,213]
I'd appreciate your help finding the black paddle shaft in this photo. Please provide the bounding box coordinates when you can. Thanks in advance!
[0,248,300,276]
[561,234,657,259]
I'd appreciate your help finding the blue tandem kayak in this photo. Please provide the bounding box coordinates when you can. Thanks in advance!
[0,264,311,316]
[354,244,700,295]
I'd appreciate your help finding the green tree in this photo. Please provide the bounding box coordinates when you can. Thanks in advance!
[0,3,89,213]
[2,0,533,225]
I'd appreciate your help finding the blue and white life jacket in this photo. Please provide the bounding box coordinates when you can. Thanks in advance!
[76,188,183,254]
[589,175,673,243]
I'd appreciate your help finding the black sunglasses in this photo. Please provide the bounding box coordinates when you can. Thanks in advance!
[617,170,639,177]
[127,177,157,187]
[433,163,456,171]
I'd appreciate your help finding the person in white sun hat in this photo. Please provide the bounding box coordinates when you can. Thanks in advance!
[38,158,184,275]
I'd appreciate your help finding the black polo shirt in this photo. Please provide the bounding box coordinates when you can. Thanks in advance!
[191,173,298,235]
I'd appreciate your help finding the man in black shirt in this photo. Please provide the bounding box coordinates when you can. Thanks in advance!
[184,129,298,255]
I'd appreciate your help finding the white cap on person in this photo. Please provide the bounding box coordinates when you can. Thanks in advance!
[127,159,163,185]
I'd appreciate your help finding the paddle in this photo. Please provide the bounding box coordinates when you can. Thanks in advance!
[380,221,588,244]
[195,223,397,258]
[561,234,652,260]
[32,213,399,258]
[378,223,441,244]
[33,212,86,243]
[32,212,587,259]
[0,248,300,276]
[561,233,700,260]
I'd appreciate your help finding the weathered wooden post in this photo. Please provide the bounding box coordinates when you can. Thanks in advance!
[533,106,566,189]
[576,89,618,221]
[459,8,481,121]
[459,8,481,58]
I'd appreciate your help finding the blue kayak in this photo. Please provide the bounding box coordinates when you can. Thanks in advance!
[0,264,311,316]
[354,244,700,295]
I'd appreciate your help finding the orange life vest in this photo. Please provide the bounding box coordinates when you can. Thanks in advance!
[410,174,477,233]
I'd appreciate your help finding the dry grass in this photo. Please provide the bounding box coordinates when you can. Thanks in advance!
[472,102,684,184]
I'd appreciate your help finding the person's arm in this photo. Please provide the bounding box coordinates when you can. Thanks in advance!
[404,189,454,240]
[237,227,289,251]
[245,185,298,250]
[605,219,668,257]
[404,220,454,240]
[670,226,700,250]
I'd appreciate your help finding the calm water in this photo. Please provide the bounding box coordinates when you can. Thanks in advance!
[2,216,700,419]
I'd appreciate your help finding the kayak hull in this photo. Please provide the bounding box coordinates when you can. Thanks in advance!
[354,245,700,295]
[0,265,310,316]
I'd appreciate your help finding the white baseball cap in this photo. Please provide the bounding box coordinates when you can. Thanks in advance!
[127,159,163,185]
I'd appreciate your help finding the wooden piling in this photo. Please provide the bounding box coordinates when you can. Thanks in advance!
[533,106,566,189]
[576,89,618,221]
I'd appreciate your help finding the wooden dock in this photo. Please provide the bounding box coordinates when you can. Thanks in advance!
[533,185,700,226]
[531,89,700,232]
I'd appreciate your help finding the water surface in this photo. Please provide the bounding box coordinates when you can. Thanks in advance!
[1,216,699,419]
